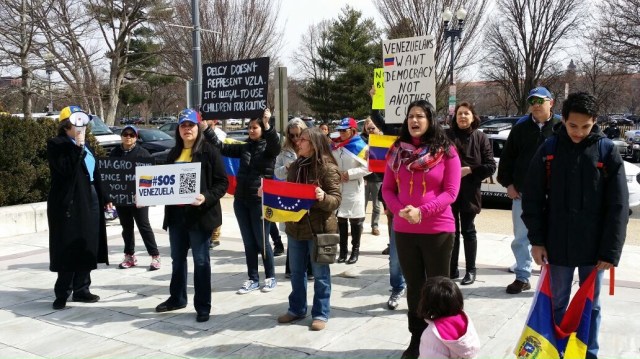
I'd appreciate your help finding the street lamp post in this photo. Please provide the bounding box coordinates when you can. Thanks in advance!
[442,7,467,123]
[45,52,54,113]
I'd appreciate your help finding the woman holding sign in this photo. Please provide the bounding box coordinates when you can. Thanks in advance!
[381,100,460,358]
[156,109,228,323]
[109,125,161,271]
[203,108,281,294]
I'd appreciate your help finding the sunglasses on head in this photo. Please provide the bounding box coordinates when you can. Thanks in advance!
[121,132,136,138]
[528,97,548,106]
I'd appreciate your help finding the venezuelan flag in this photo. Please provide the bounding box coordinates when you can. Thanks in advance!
[384,57,395,66]
[368,134,398,173]
[222,138,243,195]
[514,265,596,359]
[262,179,317,223]
[334,135,368,166]
[139,176,153,188]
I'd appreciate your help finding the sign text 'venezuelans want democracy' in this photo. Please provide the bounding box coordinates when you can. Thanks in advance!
[383,38,434,54]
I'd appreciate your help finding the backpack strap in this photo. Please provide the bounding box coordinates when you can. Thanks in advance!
[597,137,614,178]
[542,136,558,191]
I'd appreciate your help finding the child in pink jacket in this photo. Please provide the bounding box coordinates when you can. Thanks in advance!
[418,277,480,358]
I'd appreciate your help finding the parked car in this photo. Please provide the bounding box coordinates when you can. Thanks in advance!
[483,129,640,208]
[225,129,249,141]
[136,128,175,154]
[478,116,520,130]
[158,122,178,137]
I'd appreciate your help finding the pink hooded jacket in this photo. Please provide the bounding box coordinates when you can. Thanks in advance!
[419,311,481,359]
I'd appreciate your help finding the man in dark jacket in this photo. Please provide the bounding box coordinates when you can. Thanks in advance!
[497,87,561,294]
[522,92,628,358]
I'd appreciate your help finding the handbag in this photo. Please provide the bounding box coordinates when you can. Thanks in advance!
[307,215,339,264]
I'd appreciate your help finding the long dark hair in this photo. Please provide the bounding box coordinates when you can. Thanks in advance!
[57,119,73,136]
[396,100,452,156]
[450,102,481,131]
[166,123,205,164]
[417,276,464,320]
[304,127,337,167]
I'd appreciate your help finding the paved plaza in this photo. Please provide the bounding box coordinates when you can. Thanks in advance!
[0,197,639,358]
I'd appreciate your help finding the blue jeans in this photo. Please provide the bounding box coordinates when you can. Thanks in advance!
[234,199,275,281]
[549,265,603,359]
[511,198,532,282]
[287,237,331,321]
[388,217,405,292]
[167,223,211,315]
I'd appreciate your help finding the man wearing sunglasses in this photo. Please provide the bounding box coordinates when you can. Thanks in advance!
[497,87,562,295]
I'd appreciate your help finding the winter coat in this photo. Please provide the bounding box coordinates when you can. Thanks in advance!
[497,113,561,192]
[382,145,461,234]
[419,312,480,359]
[47,135,109,272]
[274,147,297,180]
[522,125,628,266]
[284,157,341,241]
[446,128,496,213]
[332,140,370,218]
[203,125,280,202]
[162,142,228,232]
[109,143,152,160]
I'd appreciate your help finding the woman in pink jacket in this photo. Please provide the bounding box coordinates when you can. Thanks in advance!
[382,99,461,359]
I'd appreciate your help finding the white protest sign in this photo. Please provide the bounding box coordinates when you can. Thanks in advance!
[382,35,436,123]
[135,163,201,206]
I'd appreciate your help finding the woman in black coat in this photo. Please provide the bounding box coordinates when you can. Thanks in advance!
[445,102,496,285]
[202,108,281,294]
[155,109,228,323]
[47,106,112,310]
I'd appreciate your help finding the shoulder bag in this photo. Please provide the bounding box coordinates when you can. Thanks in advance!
[306,214,339,264]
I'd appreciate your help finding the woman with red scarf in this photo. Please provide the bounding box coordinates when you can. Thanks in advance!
[382,100,461,359]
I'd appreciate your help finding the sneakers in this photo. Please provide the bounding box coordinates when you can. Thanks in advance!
[506,279,531,294]
[387,288,405,310]
[310,319,326,331]
[149,255,161,271]
[261,278,277,292]
[119,254,137,269]
[237,280,260,294]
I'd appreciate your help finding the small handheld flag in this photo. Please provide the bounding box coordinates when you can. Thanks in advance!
[368,134,398,173]
[262,179,317,223]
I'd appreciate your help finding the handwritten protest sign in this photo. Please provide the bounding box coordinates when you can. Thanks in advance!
[136,163,201,206]
[382,35,436,123]
[372,68,385,110]
[201,57,270,120]
[98,158,154,206]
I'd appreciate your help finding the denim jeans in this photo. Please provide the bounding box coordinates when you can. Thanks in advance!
[511,198,532,282]
[167,223,211,315]
[387,216,405,292]
[287,237,331,321]
[364,180,382,229]
[234,199,275,282]
[549,265,603,359]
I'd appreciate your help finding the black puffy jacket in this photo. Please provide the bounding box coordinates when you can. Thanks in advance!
[203,125,281,201]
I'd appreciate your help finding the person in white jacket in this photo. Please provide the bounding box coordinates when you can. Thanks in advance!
[418,277,480,359]
[331,117,370,264]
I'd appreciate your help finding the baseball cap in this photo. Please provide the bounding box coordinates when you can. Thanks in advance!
[527,87,553,100]
[335,117,357,130]
[121,125,138,137]
[178,108,200,124]
[59,106,91,126]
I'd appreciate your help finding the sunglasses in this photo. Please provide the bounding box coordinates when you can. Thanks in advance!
[121,132,136,138]
[528,97,548,106]
[366,127,377,131]
[338,129,350,132]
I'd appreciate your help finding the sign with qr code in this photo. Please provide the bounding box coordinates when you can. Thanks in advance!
[135,163,201,206]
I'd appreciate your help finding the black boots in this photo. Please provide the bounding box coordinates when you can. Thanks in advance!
[346,249,359,264]
[403,314,426,359]
[338,217,362,264]
[337,252,348,263]
[461,270,476,285]
[338,219,349,263]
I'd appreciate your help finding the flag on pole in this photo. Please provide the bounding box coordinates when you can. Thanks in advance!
[332,135,368,166]
[514,265,596,359]
[368,134,398,173]
[262,179,317,223]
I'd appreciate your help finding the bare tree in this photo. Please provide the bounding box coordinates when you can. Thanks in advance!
[156,0,283,81]
[483,0,585,114]
[0,0,45,117]
[373,0,489,112]
[597,0,640,70]
[577,40,628,115]
[291,20,332,81]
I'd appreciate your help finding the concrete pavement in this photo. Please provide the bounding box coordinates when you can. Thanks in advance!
[0,197,639,358]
